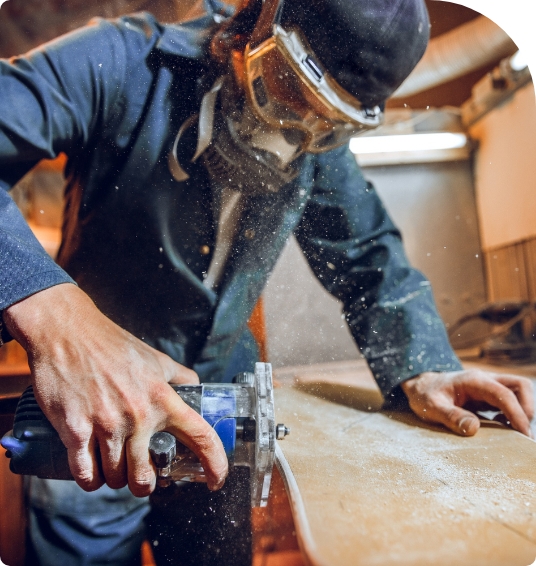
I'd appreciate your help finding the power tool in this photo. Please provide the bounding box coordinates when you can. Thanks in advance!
[0,362,289,507]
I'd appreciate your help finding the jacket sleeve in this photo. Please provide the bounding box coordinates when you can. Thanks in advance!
[0,17,129,313]
[294,145,462,402]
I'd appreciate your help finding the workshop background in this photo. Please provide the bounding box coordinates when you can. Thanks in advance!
[0,0,535,565]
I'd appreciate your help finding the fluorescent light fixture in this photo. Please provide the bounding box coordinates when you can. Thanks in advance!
[509,50,528,72]
[349,132,467,155]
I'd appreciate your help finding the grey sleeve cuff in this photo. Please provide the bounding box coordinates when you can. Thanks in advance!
[0,269,75,313]
[347,283,463,402]
[0,189,76,337]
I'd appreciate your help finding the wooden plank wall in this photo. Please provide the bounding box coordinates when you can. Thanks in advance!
[484,236,536,303]
[469,84,536,252]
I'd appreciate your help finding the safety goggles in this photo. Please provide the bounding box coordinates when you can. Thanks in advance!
[243,0,383,153]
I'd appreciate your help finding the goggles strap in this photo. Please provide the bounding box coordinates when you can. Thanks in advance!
[249,0,284,49]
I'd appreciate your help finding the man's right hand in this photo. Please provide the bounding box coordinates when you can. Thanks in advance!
[3,283,228,496]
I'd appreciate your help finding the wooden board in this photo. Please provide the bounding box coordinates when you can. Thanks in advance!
[274,360,536,566]
[0,447,25,566]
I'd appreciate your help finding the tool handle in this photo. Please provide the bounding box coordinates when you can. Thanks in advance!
[1,386,73,479]
[1,382,242,480]
[0,386,195,480]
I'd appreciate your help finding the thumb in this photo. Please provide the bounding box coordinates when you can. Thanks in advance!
[427,402,480,437]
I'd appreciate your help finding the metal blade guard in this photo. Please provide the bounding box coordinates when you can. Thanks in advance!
[150,362,280,507]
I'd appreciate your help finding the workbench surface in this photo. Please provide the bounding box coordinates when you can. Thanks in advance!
[274,359,536,566]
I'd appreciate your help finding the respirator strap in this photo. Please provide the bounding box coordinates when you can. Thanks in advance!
[203,188,244,290]
[168,77,224,182]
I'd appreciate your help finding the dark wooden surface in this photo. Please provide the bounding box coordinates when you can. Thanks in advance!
[0,446,25,566]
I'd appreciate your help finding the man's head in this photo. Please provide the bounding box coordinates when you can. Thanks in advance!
[186,0,429,194]
[212,0,429,155]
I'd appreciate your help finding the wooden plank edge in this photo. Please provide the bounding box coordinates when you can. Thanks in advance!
[275,444,330,566]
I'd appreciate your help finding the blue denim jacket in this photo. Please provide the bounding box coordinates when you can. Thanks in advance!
[0,10,461,398]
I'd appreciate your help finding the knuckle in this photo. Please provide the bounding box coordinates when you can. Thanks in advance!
[120,396,152,429]
[443,405,460,424]
[75,474,103,492]
[420,395,441,415]
[465,369,484,383]
[100,444,124,470]
[151,380,173,405]
[157,353,178,374]
[63,427,92,451]
[130,473,155,497]
[96,418,124,439]
[191,426,220,454]
[501,388,517,403]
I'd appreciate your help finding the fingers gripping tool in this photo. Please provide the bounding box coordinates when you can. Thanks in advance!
[1,362,289,507]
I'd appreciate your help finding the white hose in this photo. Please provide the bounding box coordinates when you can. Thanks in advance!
[392,16,518,99]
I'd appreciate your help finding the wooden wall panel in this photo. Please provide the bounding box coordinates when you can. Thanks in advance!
[484,236,536,303]
[524,238,536,301]
[470,84,536,251]
[485,241,528,302]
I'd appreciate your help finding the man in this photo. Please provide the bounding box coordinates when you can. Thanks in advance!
[0,0,533,564]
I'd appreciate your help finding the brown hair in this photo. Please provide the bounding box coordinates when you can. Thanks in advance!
[210,0,263,64]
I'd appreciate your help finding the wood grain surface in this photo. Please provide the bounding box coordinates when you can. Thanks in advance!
[274,360,536,566]
[0,447,25,566]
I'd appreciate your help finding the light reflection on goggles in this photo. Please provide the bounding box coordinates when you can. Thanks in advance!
[244,24,384,153]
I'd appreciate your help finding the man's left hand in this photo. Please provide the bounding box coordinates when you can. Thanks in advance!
[401,370,534,437]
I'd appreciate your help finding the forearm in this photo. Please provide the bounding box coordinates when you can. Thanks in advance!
[296,147,461,398]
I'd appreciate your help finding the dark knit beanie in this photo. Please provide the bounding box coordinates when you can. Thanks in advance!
[280,0,430,107]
